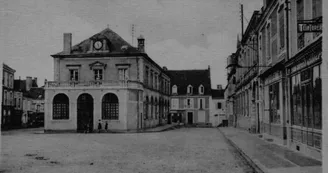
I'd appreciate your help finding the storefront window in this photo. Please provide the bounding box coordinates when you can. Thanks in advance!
[269,82,280,124]
[313,65,321,129]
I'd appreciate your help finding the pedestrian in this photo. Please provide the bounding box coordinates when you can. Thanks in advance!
[105,121,108,132]
[98,119,102,133]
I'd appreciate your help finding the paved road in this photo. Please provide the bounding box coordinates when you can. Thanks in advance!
[1,128,254,173]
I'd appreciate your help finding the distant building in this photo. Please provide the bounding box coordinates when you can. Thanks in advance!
[2,63,16,129]
[167,67,212,126]
[44,28,170,132]
[210,85,225,127]
[15,76,44,127]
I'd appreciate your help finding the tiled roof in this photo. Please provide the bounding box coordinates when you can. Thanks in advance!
[53,28,140,56]
[167,69,211,95]
[212,89,225,99]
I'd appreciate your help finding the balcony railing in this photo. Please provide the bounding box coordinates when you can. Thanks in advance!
[45,80,143,89]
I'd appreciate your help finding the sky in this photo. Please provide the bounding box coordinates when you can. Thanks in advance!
[0,0,262,88]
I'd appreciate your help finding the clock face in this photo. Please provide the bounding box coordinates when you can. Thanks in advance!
[94,40,103,50]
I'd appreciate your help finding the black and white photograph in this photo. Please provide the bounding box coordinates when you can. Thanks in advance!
[0,0,326,172]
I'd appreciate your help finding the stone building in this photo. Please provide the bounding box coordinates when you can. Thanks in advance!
[226,0,322,160]
[167,67,211,126]
[1,63,16,129]
[44,28,170,132]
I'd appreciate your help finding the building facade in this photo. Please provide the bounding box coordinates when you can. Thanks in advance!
[210,85,226,127]
[226,0,322,160]
[167,68,212,126]
[2,63,16,129]
[44,28,170,132]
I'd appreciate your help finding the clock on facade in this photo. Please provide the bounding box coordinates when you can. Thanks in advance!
[94,40,103,50]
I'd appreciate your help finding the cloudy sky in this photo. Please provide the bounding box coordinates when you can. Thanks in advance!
[1,0,262,88]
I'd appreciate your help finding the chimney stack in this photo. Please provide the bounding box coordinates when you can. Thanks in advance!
[26,76,32,91]
[137,35,145,53]
[33,77,38,87]
[63,33,72,54]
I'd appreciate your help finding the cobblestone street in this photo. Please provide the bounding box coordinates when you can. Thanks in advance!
[1,128,254,173]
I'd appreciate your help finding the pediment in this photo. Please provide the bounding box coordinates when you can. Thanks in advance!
[89,61,107,69]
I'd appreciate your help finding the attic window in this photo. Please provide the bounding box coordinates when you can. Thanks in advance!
[172,85,178,94]
[187,85,193,94]
[199,85,204,95]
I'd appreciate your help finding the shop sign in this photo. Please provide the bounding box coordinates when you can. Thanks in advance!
[291,52,321,73]
[297,17,322,33]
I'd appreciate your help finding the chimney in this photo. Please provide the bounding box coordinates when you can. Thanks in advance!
[26,76,32,91]
[162,66,168,71]
[137,35,145,53]
[33,77,38,87]
[63,33,72,54]
[217,85,222,90]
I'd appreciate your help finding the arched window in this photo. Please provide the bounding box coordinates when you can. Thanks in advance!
[187,85,193,94]
[172,85,178,94]
[102,93,119,120]
[53,94,69,119]
[199,85,204,95]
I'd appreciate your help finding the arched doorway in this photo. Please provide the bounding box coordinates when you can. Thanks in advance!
[77,93,94,132]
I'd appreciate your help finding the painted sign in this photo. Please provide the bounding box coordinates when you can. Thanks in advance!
[297,17,322,33]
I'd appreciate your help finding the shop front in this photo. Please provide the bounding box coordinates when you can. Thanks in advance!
[286,39,322,160]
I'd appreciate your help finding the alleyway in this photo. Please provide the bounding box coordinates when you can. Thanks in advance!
[1,128,254,173]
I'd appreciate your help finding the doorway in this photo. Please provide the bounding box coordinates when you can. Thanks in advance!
[77,93,94,132]
[187,112,193,124]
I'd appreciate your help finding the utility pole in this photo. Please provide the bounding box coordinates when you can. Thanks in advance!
[241,4,244,37]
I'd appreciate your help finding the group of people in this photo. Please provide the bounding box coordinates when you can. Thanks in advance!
[83,119,109,133]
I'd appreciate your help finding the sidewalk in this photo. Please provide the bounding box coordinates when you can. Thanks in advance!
[218,127,322,173]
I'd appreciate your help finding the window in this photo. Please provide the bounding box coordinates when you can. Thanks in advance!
[171,99,179,109]
[150,70,153,88]
[36,105,40,112]
[172,85,178,94]
[279,7,285,50]
[312,0,322,38]
[313,65,321,129]
[217,102,222,109]
[53,94,69,120]
[198,98,204,109]
[297,0,305,50]
[118,68,128,81]
[187,85,193,94]
[144,96,149,119]
[199,85,204,94]
[94,69,103,80]
[185,98,194,109]
[145,67,149,86]
[261,28,266,65]
[102,93,119,120]
[266,24,271,64]
[70,69,79,81]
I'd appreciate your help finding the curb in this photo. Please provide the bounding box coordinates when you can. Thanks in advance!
[217,128,266,173]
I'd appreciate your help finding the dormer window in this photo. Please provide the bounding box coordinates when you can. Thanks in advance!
[199,85,204,95]
[172,85,178,94]
[187,85,193,94]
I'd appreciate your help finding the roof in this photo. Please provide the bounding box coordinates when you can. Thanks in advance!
[167,69,211,95]
[23,87,45,100]
[211,89,225,99]
[53,28,139,56]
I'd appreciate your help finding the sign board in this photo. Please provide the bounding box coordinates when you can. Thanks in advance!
[297,17,322,33]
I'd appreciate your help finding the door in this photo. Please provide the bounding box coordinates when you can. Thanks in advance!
[187,112,193,124]
[77,94,94,132]
[168,113,172,124]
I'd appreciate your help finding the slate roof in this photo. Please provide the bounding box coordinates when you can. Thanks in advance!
[167,69,211,95]
[211,89,225,99]
[53,28,140,56]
